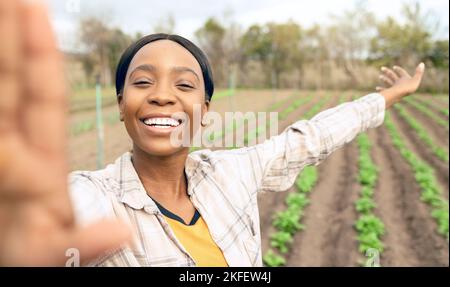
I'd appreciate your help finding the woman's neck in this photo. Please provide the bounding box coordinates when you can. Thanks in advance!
[131,144,189,202]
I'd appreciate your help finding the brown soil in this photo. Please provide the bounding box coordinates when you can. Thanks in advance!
[284,94,362,266]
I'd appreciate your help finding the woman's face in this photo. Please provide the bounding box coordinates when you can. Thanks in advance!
[119,40,209,157]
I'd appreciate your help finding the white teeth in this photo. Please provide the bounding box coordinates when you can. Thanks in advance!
[143,117,180,127]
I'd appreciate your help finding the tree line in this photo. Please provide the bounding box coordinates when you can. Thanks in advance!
[70,2,448,93]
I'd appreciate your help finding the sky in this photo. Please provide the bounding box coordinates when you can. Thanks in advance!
[47,0,449,51]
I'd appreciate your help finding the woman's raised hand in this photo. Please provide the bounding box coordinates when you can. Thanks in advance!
[0,0,130,266]
[376,63,426,108]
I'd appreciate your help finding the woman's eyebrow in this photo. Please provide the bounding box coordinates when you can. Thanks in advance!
[128,64,200,82]
[172,66,200,82]
[128,64,156,79]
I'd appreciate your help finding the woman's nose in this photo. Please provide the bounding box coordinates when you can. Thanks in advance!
[147,90,176,106]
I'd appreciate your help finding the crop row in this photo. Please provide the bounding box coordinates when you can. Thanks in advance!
[354,133,385,267]
[385,112,449,240]
[403,97,448,129]
[394,104,448,162]
[263,94,333,266]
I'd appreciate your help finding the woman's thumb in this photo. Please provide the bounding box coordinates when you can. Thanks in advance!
[68,220,132,266]
[413,62,426,81]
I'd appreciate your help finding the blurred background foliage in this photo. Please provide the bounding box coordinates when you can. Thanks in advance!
[64,2,448,94]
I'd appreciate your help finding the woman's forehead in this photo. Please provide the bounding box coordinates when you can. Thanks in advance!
[127,40,203,76]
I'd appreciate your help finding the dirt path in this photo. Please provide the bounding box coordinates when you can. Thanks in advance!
[286,141,361,266]
[370,126,449,266]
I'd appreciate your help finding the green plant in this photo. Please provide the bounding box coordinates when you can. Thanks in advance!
[355,215,385,237]
[295,166,318,193]
[279,95,313,120]
[285,192,310,209]
[355,133,385,263]
[357,232,384,254]
[355,197,377,214]
[263,249,286,267]
[270,231,293,254]
[360,186,374,198]
[273,209,304,235]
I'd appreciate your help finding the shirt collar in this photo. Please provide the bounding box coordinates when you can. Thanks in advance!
[114,150,210,211]
[115,152,159,213]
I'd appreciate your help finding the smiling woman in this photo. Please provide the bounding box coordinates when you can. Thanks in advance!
[0,0,426,267]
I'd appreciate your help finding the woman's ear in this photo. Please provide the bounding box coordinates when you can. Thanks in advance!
[118,95,125,121]
[203,100,210,113]
[201,101,210,127]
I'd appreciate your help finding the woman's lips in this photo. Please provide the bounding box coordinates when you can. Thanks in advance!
[139,117,183,136]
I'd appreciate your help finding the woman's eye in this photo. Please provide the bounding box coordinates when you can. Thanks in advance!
[133,80,152,86]
[177,83,194,89]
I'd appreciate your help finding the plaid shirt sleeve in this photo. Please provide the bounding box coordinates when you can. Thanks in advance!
[226,93,386,193]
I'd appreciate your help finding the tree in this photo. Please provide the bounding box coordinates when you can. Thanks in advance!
[195,18,226,87]
[428,40,449,69]
[241,21,302,88]
[196,17,244,89]
[325,2,376,88]
[153,14,176,34]
[370,2,434,67]
[79,18,132,86]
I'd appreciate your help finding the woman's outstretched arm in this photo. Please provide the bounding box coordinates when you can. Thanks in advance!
[219,64,425,194]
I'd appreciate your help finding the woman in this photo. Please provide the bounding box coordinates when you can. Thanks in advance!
[0,1,425,266]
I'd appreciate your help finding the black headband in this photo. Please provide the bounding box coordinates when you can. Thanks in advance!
[115,33,214,101]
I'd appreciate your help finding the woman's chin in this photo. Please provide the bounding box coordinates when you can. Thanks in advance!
[140,141,187,157]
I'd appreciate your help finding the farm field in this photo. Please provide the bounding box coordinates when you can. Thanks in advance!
[68,89,449,267]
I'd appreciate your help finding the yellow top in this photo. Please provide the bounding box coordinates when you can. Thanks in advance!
[163,214,229,267]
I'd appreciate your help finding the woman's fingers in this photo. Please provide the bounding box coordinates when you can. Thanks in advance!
[0,0,21,134]
[22,1,67,157]
[21,2,73,225]
[393,65,410,78]
[381,66,399,83]
[375,86,385,92]
[0,0,21,196]
[406,62,426,94]
[70,220,132,266]
[379,74,394,87]
[413,63,426,82]
[378,63,426,100]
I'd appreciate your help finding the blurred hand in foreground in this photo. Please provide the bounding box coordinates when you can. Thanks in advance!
[0,0,130,266]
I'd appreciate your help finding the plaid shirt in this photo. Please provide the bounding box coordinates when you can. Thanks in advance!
[69,93,385,267]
